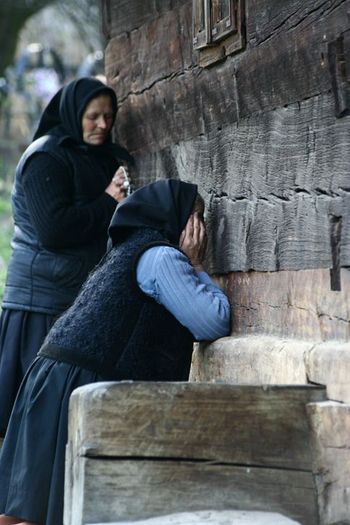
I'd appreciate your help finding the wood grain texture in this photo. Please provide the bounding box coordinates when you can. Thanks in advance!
[307,401,350,525]
[190,335,350,402]
[215,268,350,341]
[70,458,317,525]
[103,0,350,272]
[131,94,350,272]
[101,0,189,39]
[65,383,325,525]
[104,1,350,153]
[246,0,347,45]
[89,510,303,525]
[67,382,325,470]
[306,341,350,390]
[105,4,192,98]
[190,336,310,385]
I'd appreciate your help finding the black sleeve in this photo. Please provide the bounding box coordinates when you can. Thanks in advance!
[22,152,117,249]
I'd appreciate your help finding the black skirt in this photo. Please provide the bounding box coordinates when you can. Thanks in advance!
[0,308,56,435]
[0,355,101,525]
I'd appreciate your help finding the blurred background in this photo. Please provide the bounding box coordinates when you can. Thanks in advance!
[0,0,104,298]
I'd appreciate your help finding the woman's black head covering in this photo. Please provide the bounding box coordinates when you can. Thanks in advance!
[32,77,117,145]
[108,179,198,245]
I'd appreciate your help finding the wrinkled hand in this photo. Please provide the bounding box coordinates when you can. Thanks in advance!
[105,166,129,202]
[179,212,207,272]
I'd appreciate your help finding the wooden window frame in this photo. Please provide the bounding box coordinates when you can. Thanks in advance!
[193,0,245,67]
[193,0,211,49]
[211,0,237,43]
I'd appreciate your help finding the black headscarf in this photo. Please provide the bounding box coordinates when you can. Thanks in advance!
[108,179,198,245]
[32,77,133,163]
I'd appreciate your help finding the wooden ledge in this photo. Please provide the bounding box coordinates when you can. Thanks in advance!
[190,336,350,403]
[87,509,302,524]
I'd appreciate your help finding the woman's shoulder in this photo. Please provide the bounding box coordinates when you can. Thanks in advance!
[17,135,62,174]
[141,244,182,259]
[22,134,59,158]
[137,244,188,276]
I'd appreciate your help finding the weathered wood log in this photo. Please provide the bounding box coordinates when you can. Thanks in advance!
[306,342,350,402]
[190,270,350,391]
[190,336,350,403]
[73,459,316,524]
[190,337,310,385]
[67,382,325,468]
[64,382,325,525]
[105,1,350,153]
[88,509,302,525]
[307,401,350,525]
[129,94,350,273]
[102,0,188,40]
[204,269,350,341]
[105,4,192,101]
[103,1,350,273]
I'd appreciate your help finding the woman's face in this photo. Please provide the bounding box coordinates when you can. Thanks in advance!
[81,94,115,145]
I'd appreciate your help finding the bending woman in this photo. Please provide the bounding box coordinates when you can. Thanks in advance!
[0,77,132,435]
[0,179,231,525]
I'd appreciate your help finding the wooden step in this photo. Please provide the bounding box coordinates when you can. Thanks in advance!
[64,382,325,525]
[87,509,302,524]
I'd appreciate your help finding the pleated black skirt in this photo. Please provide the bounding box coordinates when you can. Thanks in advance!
[0,355,101,525]
[0,308,56,435]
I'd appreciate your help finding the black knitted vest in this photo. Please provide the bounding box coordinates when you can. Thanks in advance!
[39,228,195,381]
[3,134,117,314]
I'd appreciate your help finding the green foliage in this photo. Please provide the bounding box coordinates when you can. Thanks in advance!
[0,194,11,215]
[0,189,13,303]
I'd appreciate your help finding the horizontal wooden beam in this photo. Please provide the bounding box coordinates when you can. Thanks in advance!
[68,382,325,470]
[65,382,324,525]
[190,335,350,403]
[89,510,302,525]
[105,1,350,153]
[130,94,350,272]
[101,0,189,39]
[74,459,316,524]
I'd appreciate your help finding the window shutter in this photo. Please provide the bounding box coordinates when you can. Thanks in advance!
[193,0,245,66]
[210,0,237,43]
[193,0,211,50]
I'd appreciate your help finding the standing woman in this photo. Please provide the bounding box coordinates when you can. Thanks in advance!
[0,77,132,436]
[0,179,231,525]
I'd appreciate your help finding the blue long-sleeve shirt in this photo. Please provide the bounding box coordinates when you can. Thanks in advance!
[136,246,231,341]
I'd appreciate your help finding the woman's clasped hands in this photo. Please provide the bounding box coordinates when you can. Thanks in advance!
[105,166,130,202]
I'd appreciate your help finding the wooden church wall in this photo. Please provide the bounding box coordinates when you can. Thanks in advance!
[102,0,350,345]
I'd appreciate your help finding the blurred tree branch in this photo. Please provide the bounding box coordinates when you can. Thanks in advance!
[57,1,103,52]
[0,0,58,76]
[0,0,103,77]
